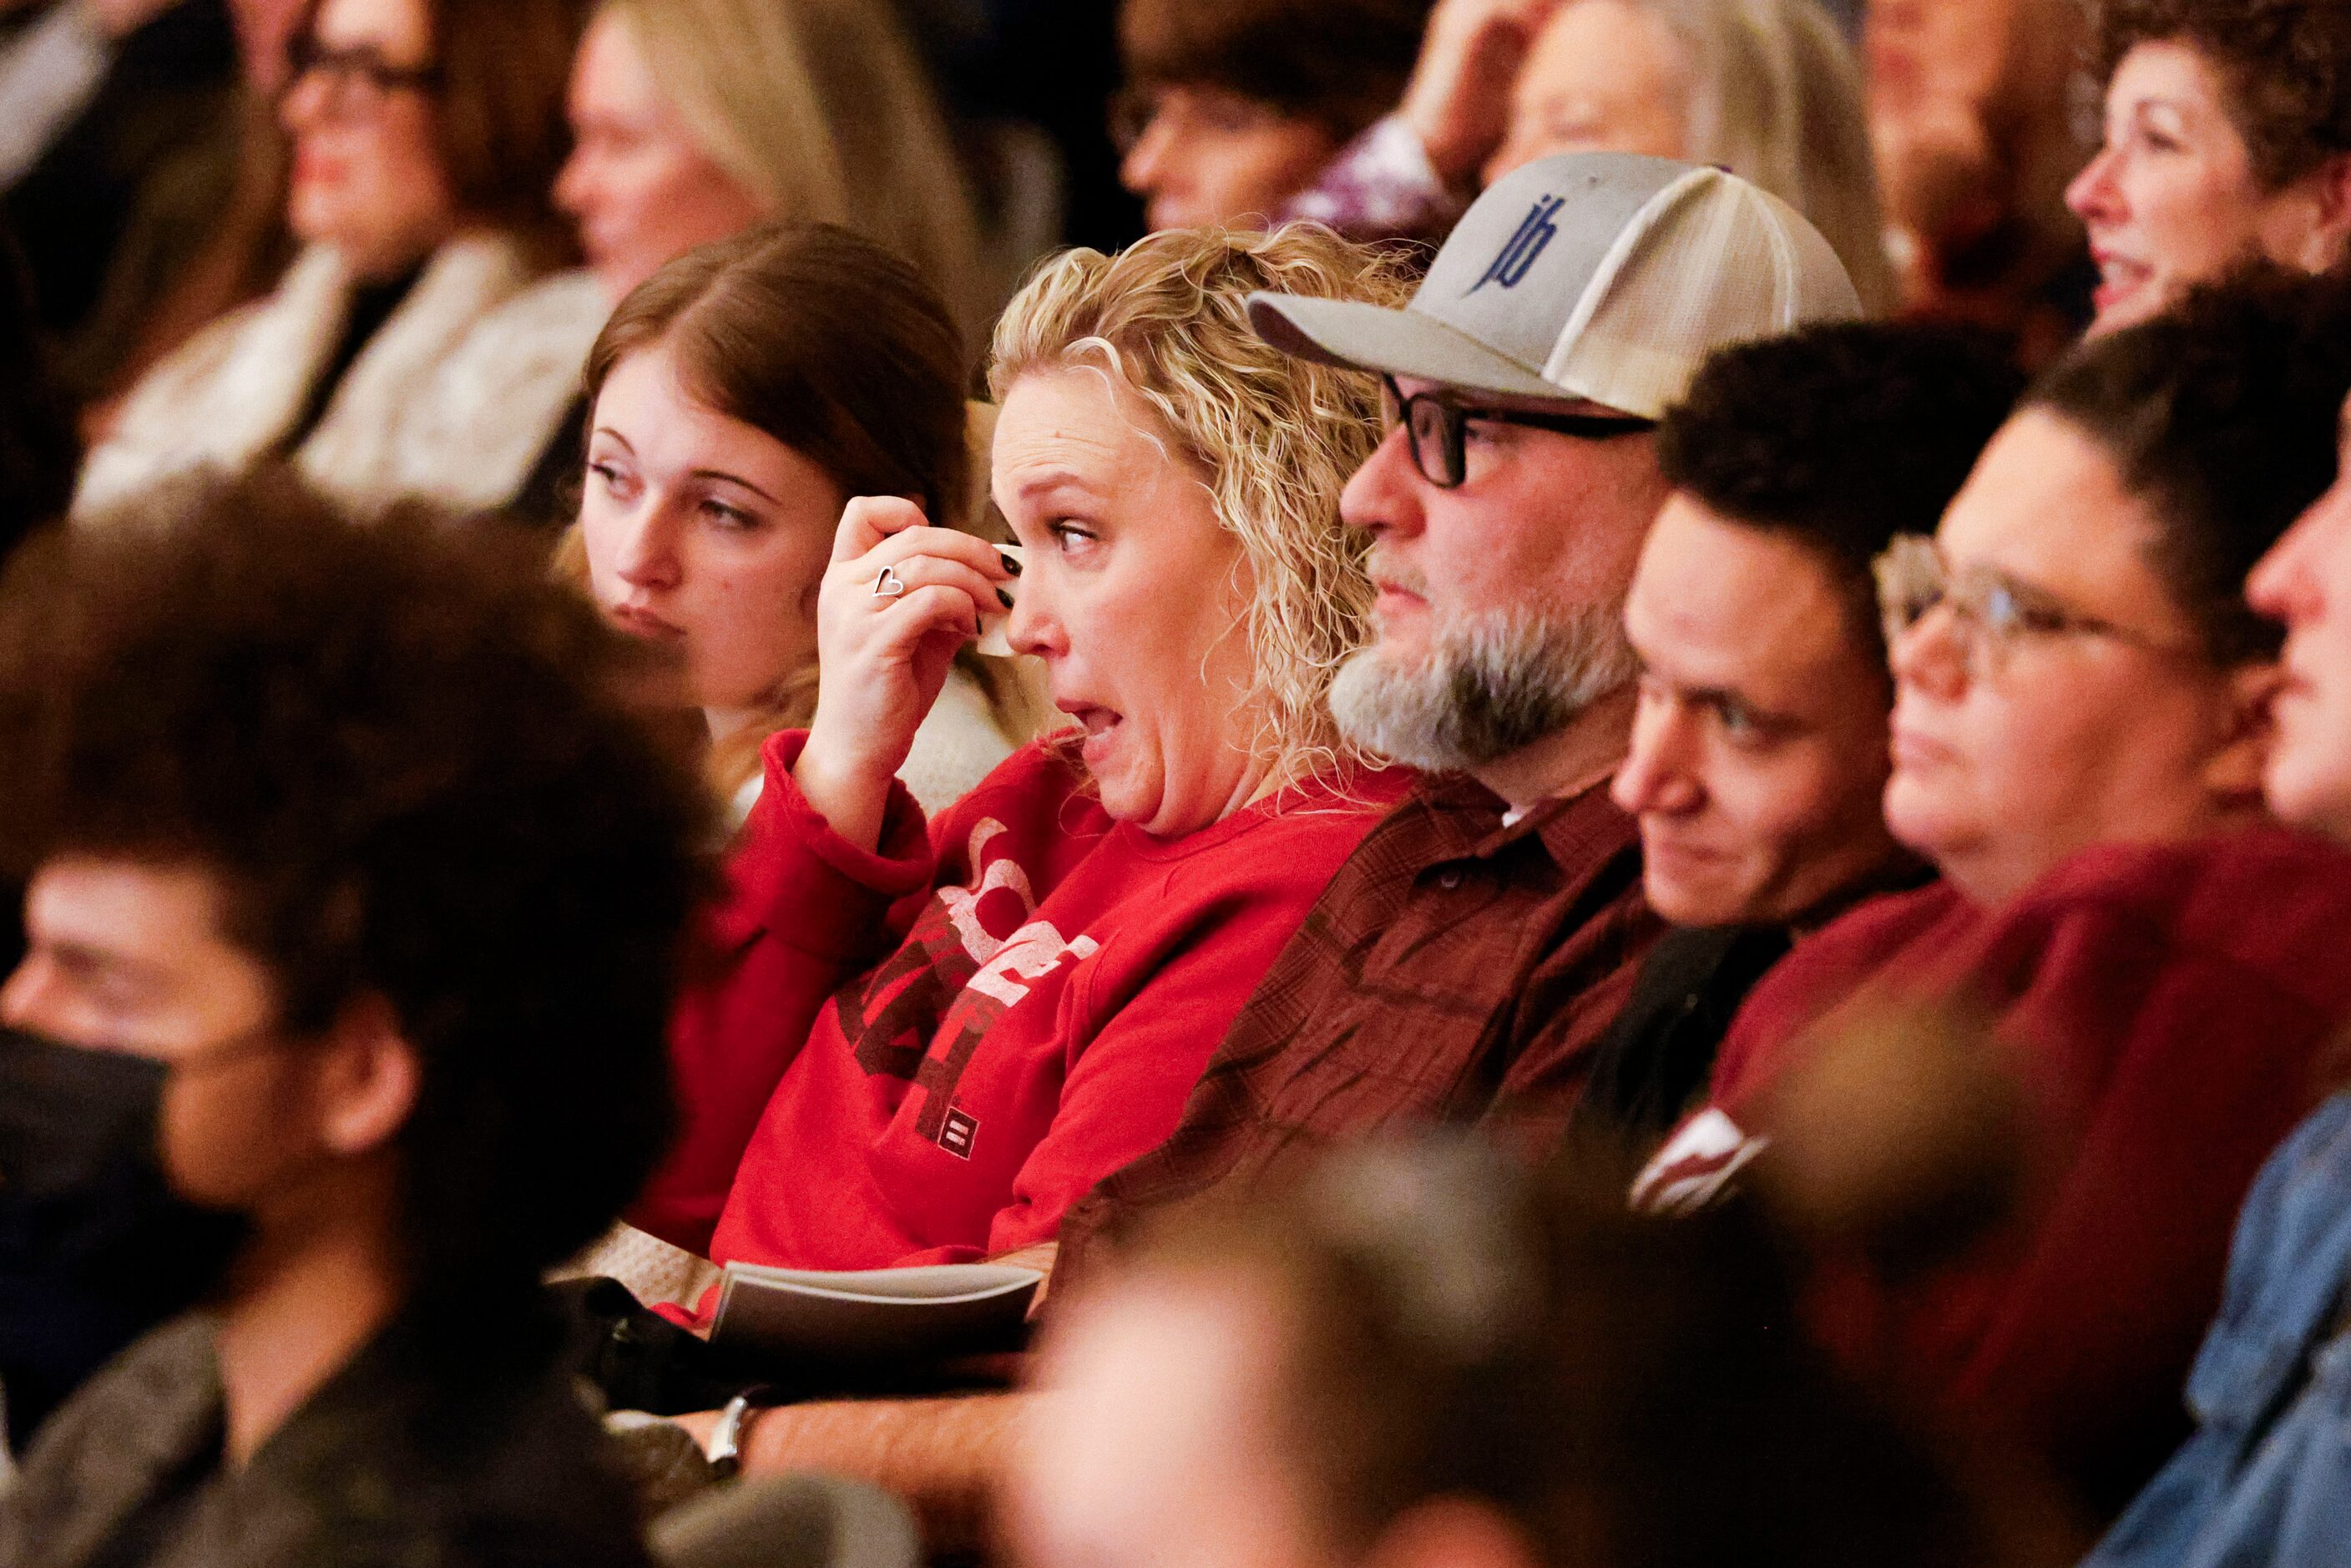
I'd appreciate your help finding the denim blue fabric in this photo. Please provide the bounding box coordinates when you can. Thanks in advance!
[2087,1093,2351,1568]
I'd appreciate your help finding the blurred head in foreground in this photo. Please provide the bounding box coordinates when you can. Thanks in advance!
[1014,1138,2031,1568]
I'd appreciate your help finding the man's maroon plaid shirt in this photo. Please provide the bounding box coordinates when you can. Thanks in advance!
[1057,771,1661,1277]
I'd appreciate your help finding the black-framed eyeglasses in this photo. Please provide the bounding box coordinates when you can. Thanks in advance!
[286,34,444,110]
[1379,375,1656,489]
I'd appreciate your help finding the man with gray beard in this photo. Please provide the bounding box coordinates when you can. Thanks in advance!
[1056,153,1861,1280]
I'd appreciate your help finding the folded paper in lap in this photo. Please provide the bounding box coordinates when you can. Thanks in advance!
[708,1262,1042,1373]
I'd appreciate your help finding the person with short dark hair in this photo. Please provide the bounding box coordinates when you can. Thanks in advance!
[0,468,707,1567]
[1113,0,1433,232]
[1577,321,2020,1143]
[1639,271,2351,1519]
[2068,0,2351,335]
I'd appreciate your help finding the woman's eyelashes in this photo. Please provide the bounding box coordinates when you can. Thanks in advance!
[1047,518,1101,554]
[586,458,636,500]
[698,494,760,530]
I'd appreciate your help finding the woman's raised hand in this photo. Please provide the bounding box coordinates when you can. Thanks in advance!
[794,498,1015,850]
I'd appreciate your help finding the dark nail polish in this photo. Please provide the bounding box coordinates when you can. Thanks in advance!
[997,588,1015,609]
[1000,553,1022,576]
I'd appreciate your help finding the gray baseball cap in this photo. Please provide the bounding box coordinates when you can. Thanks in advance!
[1250,152,1863,418]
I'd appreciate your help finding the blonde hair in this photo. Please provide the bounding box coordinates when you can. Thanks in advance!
[988,225,1413,797]
[1634,0,1897,315]
[599,0,992,343]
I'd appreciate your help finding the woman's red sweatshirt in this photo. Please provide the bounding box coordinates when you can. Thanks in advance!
[629,731,1404,1294]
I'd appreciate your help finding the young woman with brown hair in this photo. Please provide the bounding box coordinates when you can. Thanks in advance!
[570,221,1039,822]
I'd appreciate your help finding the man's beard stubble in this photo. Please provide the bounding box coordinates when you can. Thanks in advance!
[1328,596,1639,773]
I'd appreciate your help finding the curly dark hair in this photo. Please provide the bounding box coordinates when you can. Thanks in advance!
[1658,321,2025,654]
[0,469,712,1305]
[2028,266,2351,665]
[2093,0,2351,189]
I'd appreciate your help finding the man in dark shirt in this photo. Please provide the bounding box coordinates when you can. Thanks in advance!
[1575,321,2023,1145]
[0,469,708,1568]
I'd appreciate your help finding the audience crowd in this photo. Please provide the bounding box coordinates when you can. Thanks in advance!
[4,0,2351,1565]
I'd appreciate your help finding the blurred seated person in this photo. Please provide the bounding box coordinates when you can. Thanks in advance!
[0,0,240,401]
[1575,321,2020,1146]
[1864,0,2091,361]
[0,470,706,1565]
[74,0,605,522]
[1015,1140,2045,1568]
[2083,332,2351,1568]
[555,0,990,341]
[605,225,1413,1314]
[2065,0,2351,337]
[1289,0,1897,311]
[1638,272,2351,1519]
[71,0,308,422]
[1111,0,1431,234]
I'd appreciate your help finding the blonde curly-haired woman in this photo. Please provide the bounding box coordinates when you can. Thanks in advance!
[618,223,1415,1302]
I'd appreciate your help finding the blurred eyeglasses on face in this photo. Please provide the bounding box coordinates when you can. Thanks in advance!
[1109,84,1292,154]
[1872,533,2201,677]
[1378,375,1656,489]
[286,34,444,115]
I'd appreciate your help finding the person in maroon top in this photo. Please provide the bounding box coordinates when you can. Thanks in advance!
[1638,271,2351,1518]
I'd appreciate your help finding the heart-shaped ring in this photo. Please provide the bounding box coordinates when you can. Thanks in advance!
[871,564,907,599]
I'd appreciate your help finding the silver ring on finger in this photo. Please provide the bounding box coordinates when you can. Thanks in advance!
[871,564,907,599]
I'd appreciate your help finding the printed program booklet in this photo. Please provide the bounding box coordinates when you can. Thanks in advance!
[706,1262,1044,1374]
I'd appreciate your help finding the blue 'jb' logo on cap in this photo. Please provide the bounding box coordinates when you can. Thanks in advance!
[1469,195,1564,294]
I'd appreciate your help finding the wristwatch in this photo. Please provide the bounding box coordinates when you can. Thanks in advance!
[705,1385,782,1479]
